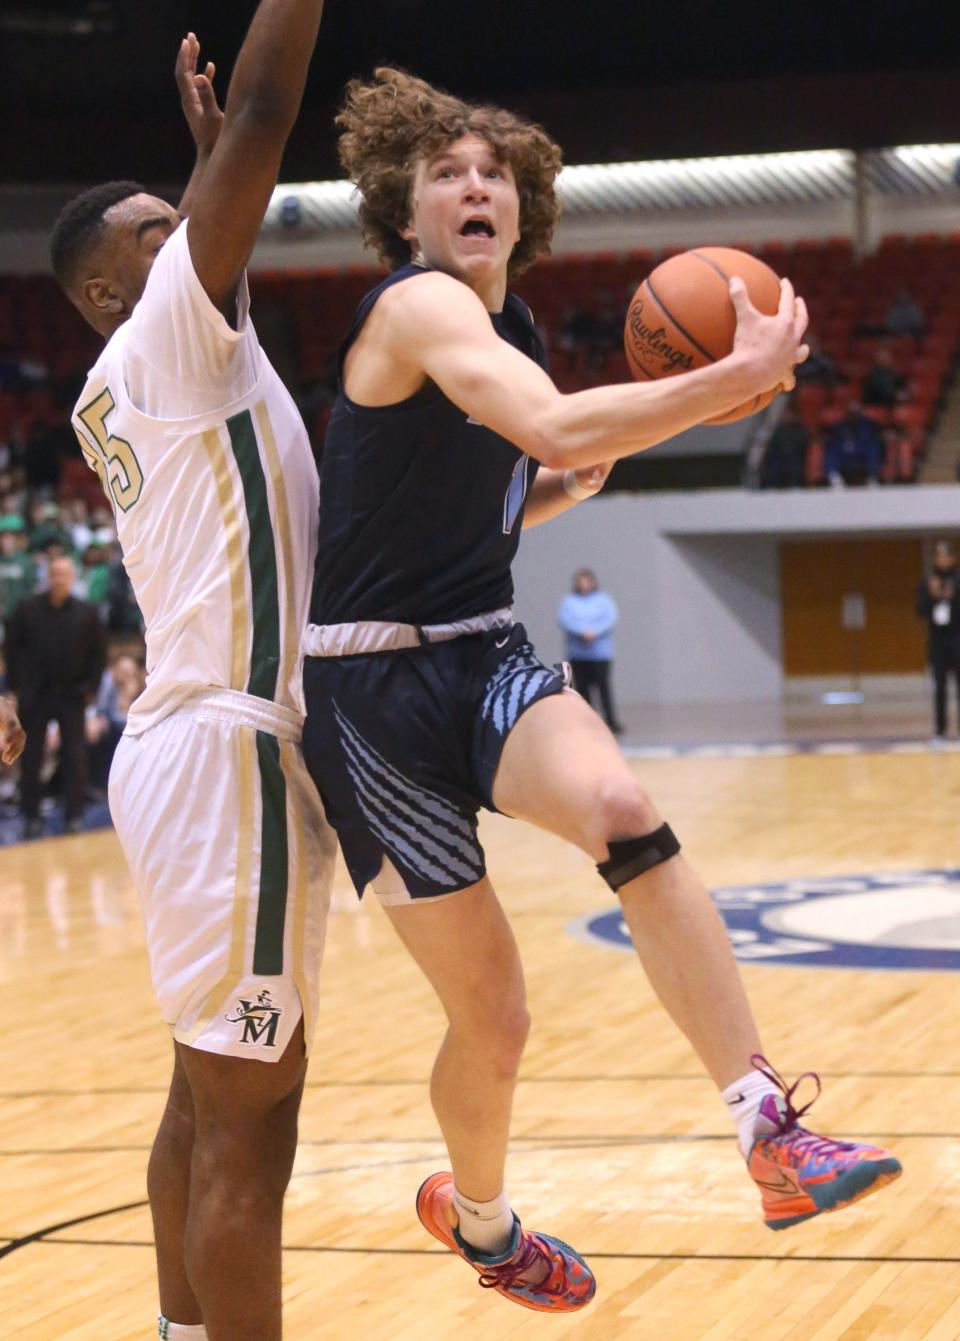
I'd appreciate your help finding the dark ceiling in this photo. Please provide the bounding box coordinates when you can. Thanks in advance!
[2,0,960,186]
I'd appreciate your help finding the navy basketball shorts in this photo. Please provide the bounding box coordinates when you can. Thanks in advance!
[301,623,567,901]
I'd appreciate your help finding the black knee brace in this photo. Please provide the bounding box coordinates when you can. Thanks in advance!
[597,822,681,891]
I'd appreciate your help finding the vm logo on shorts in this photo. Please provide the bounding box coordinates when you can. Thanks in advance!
[225,987,284,1047]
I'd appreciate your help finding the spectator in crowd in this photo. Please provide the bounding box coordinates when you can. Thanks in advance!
[86,652,146,791]
[4,554,106,836]
[0,515,37,637]
[886,288,925,343]
[862,345,908,410]
[590,292,623,370]
[64,498,94,554]
[824,402,885,486]
[0,348,48,392]
[916,540,960,738]
[28,501,73,558]
[795,330,843,387]
[558,568,624,735]
[556,302,598,366]
[104,551,144,634]
[759,399,810,489]
[24,409,77,498]
[77,530,116,609]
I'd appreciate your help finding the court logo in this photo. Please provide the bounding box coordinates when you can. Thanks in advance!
[568,869,960,971]
[225,987,283,1046]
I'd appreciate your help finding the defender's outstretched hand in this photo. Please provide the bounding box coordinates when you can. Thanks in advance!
[176,32,223,156]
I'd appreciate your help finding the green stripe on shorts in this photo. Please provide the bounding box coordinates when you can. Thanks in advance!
[253,730,289,975]
[226,407,281,702]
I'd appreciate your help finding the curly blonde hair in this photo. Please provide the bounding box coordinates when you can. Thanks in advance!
[337,68,563,279]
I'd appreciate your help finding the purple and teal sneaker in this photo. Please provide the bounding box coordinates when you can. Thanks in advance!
[746,1055,902,1230]
[416,1172,596,1310]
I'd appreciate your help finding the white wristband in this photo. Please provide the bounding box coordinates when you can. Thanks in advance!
[563,469,596,501]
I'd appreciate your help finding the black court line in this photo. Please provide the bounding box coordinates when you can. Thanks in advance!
[0,1130,951,1158]
[31,1238,960,1266]
[0,1200,148,1262]
[1,1070,955,1099]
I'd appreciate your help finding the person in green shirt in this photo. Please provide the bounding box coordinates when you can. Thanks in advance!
[80,533,114,609]
[0,516,38,630]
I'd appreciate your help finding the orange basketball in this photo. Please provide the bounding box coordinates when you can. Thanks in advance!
[624,246,783,424]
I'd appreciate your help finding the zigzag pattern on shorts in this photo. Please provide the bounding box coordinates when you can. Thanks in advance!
[333,701,484,889]
[480,648,559,737]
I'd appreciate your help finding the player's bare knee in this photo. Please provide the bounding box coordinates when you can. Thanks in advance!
[592,777,660,847]
[195,1103,299,1192]
[454,995,530,1067]
[497,1001,531,1063]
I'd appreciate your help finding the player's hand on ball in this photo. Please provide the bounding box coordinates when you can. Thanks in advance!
[729,275,809,395]
[1,699,25,766]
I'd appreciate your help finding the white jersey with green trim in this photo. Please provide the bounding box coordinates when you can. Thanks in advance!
[71,221,318,736]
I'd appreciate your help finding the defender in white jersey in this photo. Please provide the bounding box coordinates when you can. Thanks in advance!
[74,207,329,1056]
[50,9,330,1341]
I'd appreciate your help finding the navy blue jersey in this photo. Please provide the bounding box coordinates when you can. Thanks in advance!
[309,264,547,625]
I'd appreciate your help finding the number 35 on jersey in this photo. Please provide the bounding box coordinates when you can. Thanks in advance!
[75,386,144,513]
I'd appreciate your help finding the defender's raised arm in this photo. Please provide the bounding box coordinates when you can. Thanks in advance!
[186,0,326,312]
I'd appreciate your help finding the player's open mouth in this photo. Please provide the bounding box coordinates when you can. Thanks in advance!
[460,217,496,237]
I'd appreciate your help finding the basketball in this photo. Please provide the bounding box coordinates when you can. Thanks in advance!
[624,246,783,423]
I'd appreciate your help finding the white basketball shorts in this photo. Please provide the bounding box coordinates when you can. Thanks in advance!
[109,689,337,1062]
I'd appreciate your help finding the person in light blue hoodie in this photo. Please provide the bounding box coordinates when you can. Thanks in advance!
[558,568,623,734]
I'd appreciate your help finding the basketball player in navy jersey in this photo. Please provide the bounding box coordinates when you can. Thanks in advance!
[301,69,901,1311]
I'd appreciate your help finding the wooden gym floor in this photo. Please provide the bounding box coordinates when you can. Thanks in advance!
[3,736,960,1340]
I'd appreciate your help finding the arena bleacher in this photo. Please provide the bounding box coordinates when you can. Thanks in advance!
[2,231,957,505]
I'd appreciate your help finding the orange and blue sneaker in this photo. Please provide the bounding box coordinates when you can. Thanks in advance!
[415,1172,596,1311]
[747,1056,902,1231]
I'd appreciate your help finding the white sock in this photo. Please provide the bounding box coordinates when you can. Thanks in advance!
[158,1316,207,1340]
[722,1068,780,1160]
[452,1186,516,1257]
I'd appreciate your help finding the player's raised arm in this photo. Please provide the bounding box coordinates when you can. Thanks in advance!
[185,0,325,314]
[382,271,807,471]
[176,32,224,217]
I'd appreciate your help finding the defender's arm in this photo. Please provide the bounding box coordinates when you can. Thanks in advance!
[185,0,325,314]
[176,33,224,218]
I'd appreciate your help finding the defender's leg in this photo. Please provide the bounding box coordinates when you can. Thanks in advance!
[149,1048,202,1328]
[177,1024,307,1341]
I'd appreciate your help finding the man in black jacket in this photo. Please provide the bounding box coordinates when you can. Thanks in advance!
[5,554,106,835]
[916,540,960,738]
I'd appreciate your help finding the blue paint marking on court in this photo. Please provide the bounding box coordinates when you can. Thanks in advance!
[569,870,960,971]
[622,739,960,761]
